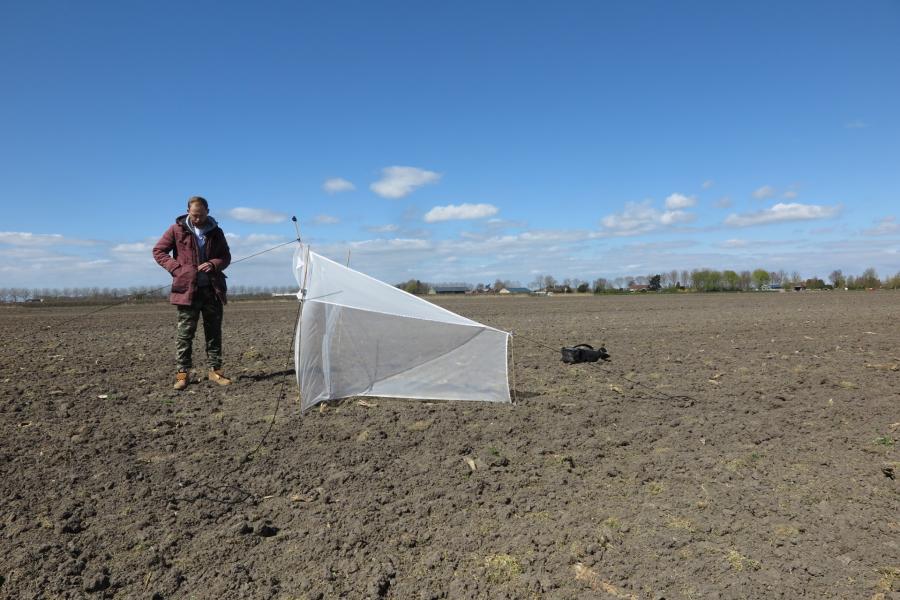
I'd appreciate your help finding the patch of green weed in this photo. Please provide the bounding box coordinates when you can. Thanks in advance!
[484,554,522,583]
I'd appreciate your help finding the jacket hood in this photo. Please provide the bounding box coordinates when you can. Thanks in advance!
[176,214,219,231]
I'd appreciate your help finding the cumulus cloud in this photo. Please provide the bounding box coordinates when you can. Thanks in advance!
[863,216,900,236]
[370,166,441,199]
[225,207,288,224]
[665,193,697,210]
[600,202,658,235]
[322,178,355,194]
[752,185,776,200]
[424,203,499,223]
[782,190,798,199]
[660,210,691,225]
[599,201,695,236]
[702,180,714,190]
[313,214,340,225]
[724,202,840,227]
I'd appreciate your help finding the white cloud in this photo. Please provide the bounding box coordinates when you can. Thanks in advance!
[600,201,659,235]
[720,239,750,248]
[225,232,285,244]
[0,242,161,289]
[75,259,111,268]
[863,216,900,236]
[0,231,62,246]
[702,180,714,190]
[424,203,499,223]
[370,166,441,199]
[600,201,695,236]
[724,202,840,227]
[365,224,400,233]
[512,230,599,243]
[665,193,697,210]
[845,119,868,129]
[7,217,899,291]
[313,214,340,225]
[225,207,288,224]
[660,210,692,225]
[623,240,698,251]
[752,185,776,200]
[349,238,432,252]
[0,232,97,247]
[310,228,606,281]
[781,184,800,200]
[111,242,152,253]
[322,178,355,194]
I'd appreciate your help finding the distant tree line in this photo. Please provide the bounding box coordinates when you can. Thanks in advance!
[0,284,298,303]
[394,278,527,294]
[395,279,434,294]
[394,268,899,296]
[527,267,899,294]
[4,267,899,303]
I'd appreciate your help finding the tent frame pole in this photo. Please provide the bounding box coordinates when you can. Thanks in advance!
[295,244,312,407]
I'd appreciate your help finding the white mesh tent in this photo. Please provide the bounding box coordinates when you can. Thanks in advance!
[293,245,511,411]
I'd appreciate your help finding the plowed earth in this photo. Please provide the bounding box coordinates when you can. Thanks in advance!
[1,292,898,599]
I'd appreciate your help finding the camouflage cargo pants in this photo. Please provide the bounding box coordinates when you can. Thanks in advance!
[175,287,224,371]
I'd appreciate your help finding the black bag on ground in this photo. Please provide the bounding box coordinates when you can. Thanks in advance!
[561,344,610,364]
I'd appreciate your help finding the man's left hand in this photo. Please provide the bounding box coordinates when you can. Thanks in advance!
[198,262,214,273]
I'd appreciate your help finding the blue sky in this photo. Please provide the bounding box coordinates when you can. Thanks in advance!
[1,0,898,289]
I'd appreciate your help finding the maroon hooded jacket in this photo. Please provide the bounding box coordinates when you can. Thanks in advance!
[153,215,231,306]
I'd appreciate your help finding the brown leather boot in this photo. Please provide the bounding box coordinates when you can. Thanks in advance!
[174,371,189,391]
[208,369,232,386]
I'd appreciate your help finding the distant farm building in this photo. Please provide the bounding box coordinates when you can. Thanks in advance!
[498,287,532,295]
[628,283,650,292]
[429,285,469,295]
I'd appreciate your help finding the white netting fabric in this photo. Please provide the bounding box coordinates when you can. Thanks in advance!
[293,245,510,411]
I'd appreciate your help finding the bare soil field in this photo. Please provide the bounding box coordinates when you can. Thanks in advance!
[1,292,898,599]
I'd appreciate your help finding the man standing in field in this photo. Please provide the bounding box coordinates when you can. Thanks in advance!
[153,196,232,390]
